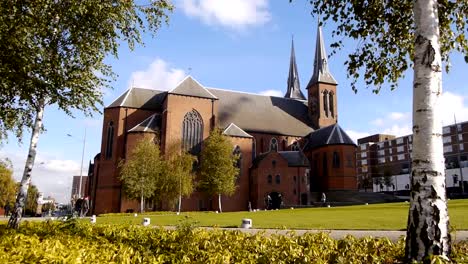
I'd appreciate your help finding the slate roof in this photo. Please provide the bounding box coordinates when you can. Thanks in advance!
[278,151,310,167]
[285,38,306,100]
[169,76,218,100]
[303,123,355,151]
[107,87,166,110]
[128,114,161,133]
[223,123,253,138]
[207,88,314,136]
[252,151,309,168]
[307,25,337,87]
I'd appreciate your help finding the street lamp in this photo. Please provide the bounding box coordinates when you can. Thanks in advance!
[67,128,87,198]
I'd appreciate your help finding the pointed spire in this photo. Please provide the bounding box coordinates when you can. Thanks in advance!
[285,36,306,100]
[308,23,337,87]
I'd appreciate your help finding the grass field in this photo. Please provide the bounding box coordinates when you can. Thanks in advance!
[96,199,468,230]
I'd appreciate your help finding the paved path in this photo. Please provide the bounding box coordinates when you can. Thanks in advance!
[2,217,467,242]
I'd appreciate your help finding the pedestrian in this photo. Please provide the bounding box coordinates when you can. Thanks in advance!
[74,198,83,217]
[81,197,89,217]
[321,192,327,207]
[4,204,10,217]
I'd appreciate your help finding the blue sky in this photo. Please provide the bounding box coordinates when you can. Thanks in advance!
[1,0,467,203]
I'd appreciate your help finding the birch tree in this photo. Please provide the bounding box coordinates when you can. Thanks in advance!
[119,136,164,213]
[198,129,239,213]
[164,142,196,213]
[1,1,173,228]
[294,0,468,261]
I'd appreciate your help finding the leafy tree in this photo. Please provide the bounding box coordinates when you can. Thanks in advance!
[0,159,16,209]
[295,0,467,260]
[119,136,164,213]
[198,129,239,213]
[163,142,196,213]
[24,185,39,217]
[42,202,56,214]
[2,0,173,228]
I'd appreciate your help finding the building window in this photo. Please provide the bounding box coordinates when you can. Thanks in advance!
[275,174,281,184]
[270,138,278,151]
[459,134,463,141]
[323,90,329,117]
[377,142,384,149]
[398,154,405,160]
[182,110,203,154]
[233,146,242,181]
[252,141,256,161]
[361,152,367,158]
[443,136,452,144]
[329,91,334,117]
[267,175,272,184]
[378,150,385,156]
[272,160,276,168]
[389,156,393,162]
[378,157,385,164]
[396,138,403,144]
[397,146,404,152]
[460,143,465,151]
[105,121,114,159]
[361,159,367,165]
[443,126,451,134]
[444,145,453,153]
[408,136,412,142]
[457,124,462,132]
[332,152,340,168]
[360,144,366,151]
[291,141,300,151]
[362,166,368,173]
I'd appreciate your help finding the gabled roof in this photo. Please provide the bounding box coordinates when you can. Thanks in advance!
[107,87,166,110]
[208,88,314,136]
[252,151,309,168]
[278,151,310,167]
[303,123,355,150]
[285,37,306,100]
[128,114,161,133]
[169,76,218,100]
[307,25,337,87]
[223,123,253,138]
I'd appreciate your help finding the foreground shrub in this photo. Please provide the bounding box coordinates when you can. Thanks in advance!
[0,221,466,263]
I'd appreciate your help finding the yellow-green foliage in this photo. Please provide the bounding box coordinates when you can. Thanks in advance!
[0,221,466,263]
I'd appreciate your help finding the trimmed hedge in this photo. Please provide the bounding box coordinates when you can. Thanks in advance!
[0,220,466,263]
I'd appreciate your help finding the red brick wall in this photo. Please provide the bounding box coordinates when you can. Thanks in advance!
[308,82,338,128]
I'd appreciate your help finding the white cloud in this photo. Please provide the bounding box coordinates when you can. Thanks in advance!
[0,151,85,204]
[440,91,468,125]
[259,89,283,97]
[129,58,186,90]
[178,0,271,30]
[346,130,370,144]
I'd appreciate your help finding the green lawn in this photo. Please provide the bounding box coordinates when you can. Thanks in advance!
[96,199,468,230]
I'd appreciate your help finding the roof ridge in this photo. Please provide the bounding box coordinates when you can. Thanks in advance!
[207,87,307,101]
[326,124,337,144]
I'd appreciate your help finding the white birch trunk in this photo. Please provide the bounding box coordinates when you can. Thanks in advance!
[140,192,144,213]
[8,100,45,229]
[405,0,451,261]
[218,194,222,213]
[178,194,182,214]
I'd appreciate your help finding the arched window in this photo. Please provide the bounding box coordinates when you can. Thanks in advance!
[323,90,329,117]
[275,174,281,184]
[233,146,242,181]
[182,110,203,154]
[252,140,256,160]
[333,151,340,168]
[105,121,114,159]
[267,175,272,184]
[329,91,335,117]
[291,141,299,151]
[270,138,278,152]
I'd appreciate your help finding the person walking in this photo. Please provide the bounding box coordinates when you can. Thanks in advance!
[321,192,327,207]
[81,197,89,217]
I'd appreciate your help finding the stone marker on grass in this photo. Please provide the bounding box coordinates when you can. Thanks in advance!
[241,219,252,229]
[90,215,96,224]
[142,218,150,226]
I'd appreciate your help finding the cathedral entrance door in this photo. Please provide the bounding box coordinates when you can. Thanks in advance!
[269,192,282,210]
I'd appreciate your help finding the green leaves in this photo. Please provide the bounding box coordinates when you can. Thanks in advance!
[198,128,240,197]
[0,0,173,142]
[1,221,467,263]
[0,159,16,209]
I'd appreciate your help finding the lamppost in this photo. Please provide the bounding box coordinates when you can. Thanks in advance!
[67,128,87,198]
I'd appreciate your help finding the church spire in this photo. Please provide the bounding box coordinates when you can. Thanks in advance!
[308,23,337,87]
[285,36,306,100]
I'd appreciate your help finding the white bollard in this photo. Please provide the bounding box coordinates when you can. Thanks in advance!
[241,218,252,229]
[142,218,150,226]
[327,205,331,208]
[90,215,96,224]
[134,213,138,217]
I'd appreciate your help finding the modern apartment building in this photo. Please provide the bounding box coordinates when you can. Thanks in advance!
[356,121,468,194]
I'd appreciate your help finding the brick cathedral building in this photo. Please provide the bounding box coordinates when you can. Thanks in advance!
[88,26,357,214]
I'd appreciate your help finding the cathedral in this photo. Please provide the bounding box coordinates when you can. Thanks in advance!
[88,25,357,214]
